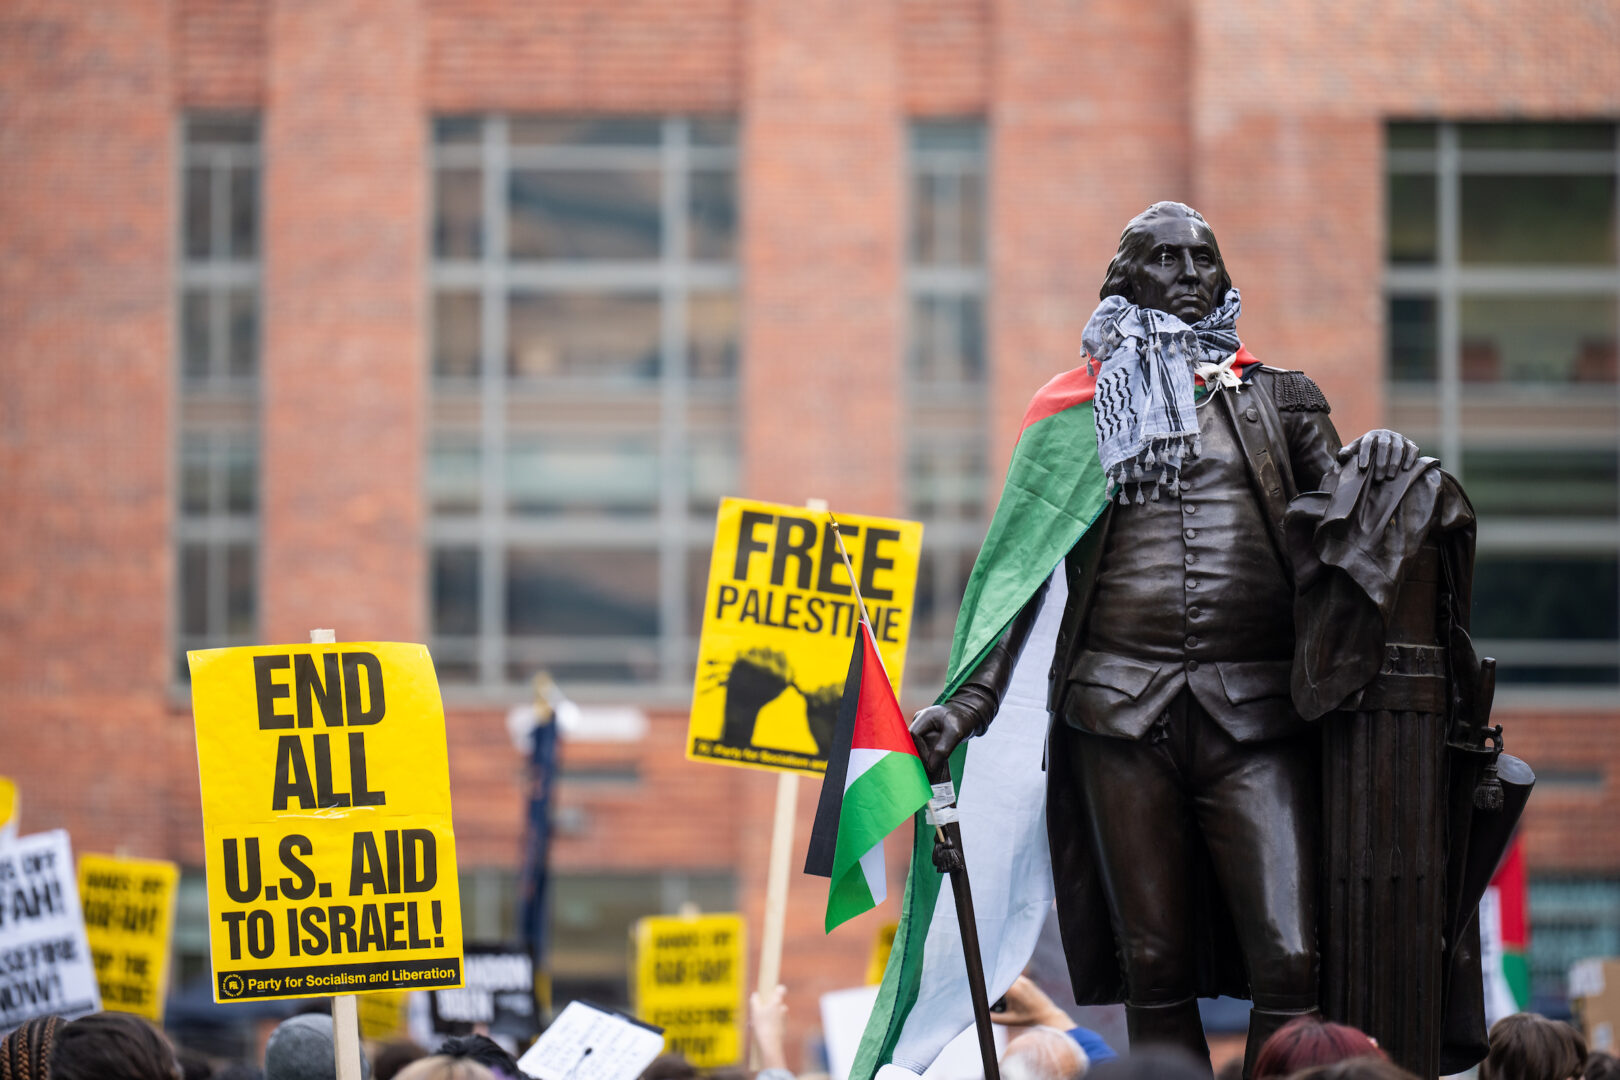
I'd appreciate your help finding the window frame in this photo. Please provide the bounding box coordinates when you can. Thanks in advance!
[428,115,739,700]
[174,114,262,682]
[1385,122,1620,698]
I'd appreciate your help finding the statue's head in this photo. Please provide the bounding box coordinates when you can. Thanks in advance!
[1100,202,1231,323]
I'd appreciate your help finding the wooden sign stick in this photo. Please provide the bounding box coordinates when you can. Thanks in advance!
[310,628,365,1080]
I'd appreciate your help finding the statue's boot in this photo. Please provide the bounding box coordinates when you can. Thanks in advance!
[1243,1006,1320,1079]
[1126,997,1211,1071]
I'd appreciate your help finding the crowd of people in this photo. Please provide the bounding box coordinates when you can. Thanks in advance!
[0,991,1612,1080]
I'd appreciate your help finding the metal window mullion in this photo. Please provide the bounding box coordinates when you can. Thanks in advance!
[480,116,510,689]
[1612,125,1620,685]
[1437,125,1463,480]
[658,118,691,683]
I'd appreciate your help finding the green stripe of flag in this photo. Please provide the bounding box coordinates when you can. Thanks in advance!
[851,400,1112,1080]
[827,752,933,931]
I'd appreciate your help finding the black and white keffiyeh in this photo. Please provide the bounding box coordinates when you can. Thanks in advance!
[1081,287,1244,504]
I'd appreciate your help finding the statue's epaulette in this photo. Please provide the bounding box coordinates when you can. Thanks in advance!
[1261,366,1330,413]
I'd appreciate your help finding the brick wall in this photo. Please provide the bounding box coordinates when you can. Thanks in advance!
[177,0,265,108]
[259,0,426,645]
[0,1,176,854]
[425,0,741,114]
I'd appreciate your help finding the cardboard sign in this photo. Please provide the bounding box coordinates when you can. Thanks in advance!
[0,830,100,1033]
[632,913,744,1066]
[189,642,464,1002]
[77,853,179,1022]
[517,999,664,1080]
[688,499,923,776]
[431,944,539,1038]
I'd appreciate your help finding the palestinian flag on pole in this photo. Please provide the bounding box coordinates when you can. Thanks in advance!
[806,618,933,932]
[1481,835,1531,1024]
[849,349,1262,1080]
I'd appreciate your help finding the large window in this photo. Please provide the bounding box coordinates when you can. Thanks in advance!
[430,117,739,694]
[1386,123,1620,690]
[906,120,991,696]
[1528,875,1620,1012]
[176,116,260,678]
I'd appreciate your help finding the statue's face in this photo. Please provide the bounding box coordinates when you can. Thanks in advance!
[1127,217,1222,322]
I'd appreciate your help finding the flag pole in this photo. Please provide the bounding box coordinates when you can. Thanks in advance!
[826,515,1001,1080]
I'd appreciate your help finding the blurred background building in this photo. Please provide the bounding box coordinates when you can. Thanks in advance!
[3,0,1619,1063]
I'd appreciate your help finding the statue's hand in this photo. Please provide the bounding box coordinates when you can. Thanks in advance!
[909,702,978,779]
[1338,428,1420,482]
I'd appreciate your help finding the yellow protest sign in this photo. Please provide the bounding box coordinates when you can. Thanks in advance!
[357,990,410,1040]
[0,776,16,842]
[189,642,464,1002]
[865,922,898,986]
[78,854,179,1022]
[632,913,744,1067]
[689,498,923,776]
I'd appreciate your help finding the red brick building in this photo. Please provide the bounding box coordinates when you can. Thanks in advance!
[3,0,1619,1064]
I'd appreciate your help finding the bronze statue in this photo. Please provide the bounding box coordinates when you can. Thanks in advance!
[906,203,1515,1078]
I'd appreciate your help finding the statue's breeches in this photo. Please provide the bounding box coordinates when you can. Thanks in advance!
[1069,691,1319,1011]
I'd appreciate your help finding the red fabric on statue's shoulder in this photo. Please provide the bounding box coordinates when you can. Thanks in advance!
[1019,346,1260,435]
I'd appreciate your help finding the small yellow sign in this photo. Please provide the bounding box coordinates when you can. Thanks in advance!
[688,499,923,776]
[865,922,898,986]
[632,913,745,1067]
[0,775,17,840]
[357,990,410,1041]
[189,642,464,1002]
[78,854,179,1022]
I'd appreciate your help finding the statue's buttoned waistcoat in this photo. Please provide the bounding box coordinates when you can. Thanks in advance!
[1055,379,1325,743]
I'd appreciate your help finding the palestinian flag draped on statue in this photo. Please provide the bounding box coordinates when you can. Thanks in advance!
[806,619,933,932]
[848,350,1262,1080]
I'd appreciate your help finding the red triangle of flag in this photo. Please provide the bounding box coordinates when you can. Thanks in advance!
[850,622,919,757]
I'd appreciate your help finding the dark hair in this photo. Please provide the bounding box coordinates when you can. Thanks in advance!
[638,1055,698,1080]
[1252,1016,1384,1078]
[1482,1013,1588,1080]
[213,1067,264,1080]
[178,1048,214,1080]
[373,1042,430,1080]
[1,1014,65,1080]
[1586,1051,1620,1080]
[1290,1059,1422,1080]
[1099,202,1232,307]
[50,1012,181,1080]
[1087,1047,1210,1080]
[434,1036,522,1079]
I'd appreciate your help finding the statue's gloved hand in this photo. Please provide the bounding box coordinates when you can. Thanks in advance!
[1337,428,1420,482]
[909,691,992,779]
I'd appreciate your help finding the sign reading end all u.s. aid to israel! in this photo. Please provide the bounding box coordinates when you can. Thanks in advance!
[188,643,464,1003]
[688,498,923,777]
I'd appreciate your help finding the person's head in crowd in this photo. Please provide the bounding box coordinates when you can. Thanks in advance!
[638,1054,698,1080]
[1290,1059,1422,1080]
[705,1067,749,1080]
[1586,1051,1620,1080]
[179,1047,215,1080]
[49,1011,182,1080]
[214,1067,264,1080]
[1,1014,65,1080]
[373,1041,430,1080]
[434,1035,523,1079]
[1214,1057,1244,1080]
[1251,1016,1384,1079]
[1482,1014,1588,1080]
[264,1014,371,1080]
[1001,1025,1089,1080]
[1085,1047,1208,1080]
[393,1058,495,1080]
